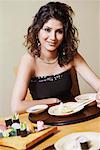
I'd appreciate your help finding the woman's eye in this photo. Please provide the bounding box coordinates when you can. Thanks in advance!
[44,28,51,32]
[57,29,63,34]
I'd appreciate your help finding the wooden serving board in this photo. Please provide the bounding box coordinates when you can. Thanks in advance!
[0,126,57,150]
[29,105,100,126]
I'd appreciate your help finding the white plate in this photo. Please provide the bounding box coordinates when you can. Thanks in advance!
[48,102,84,116]
[54,132,100,150]
[75,93,96,103]
[26,104,48,114]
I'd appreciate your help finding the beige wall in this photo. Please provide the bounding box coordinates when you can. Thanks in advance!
[0,0,100,117]
[99,0,100,72]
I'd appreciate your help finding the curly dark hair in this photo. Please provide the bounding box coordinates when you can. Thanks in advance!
[24,1,79,66]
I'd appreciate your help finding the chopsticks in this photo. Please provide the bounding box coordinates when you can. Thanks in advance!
[65,99,96,113]
[73,99,96,110]
[77,99,95,106]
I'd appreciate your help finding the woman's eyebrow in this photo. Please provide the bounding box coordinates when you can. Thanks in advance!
[43,26,63,30]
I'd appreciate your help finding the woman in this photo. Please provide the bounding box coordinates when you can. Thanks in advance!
[11,2,100,114]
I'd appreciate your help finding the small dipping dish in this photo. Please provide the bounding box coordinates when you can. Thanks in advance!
[26,104,48,114]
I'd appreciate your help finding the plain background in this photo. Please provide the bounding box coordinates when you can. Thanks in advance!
[0,0,100,117]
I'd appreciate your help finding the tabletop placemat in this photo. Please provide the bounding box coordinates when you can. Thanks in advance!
[0,126,57,150]
[29,105,100,126]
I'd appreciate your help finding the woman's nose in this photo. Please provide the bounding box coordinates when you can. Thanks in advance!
[50,31,56,40]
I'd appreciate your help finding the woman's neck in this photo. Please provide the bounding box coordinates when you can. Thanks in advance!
[40,50,58,61]
[38,55,58,64]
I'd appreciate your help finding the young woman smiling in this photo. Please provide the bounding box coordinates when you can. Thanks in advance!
[11,2,100,114]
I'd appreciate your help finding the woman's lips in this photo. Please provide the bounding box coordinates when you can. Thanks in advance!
[47,41,56,46]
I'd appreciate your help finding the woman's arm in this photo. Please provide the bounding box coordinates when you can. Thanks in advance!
[11,53,60,114]
[73,53,100,106]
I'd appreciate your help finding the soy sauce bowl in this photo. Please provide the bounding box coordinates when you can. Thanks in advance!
[26,104,48,114]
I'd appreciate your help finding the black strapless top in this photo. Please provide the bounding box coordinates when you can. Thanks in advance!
[29,70,73,102]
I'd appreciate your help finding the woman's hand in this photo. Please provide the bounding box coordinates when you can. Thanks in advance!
[41,98,61,105]
[96,88,100,108]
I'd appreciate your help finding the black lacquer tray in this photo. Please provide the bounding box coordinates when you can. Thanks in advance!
[29,105,100,126]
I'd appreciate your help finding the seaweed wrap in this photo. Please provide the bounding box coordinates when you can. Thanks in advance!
[20,122,27,137]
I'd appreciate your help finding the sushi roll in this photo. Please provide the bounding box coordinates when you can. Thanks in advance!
[20,122,27,137]
[12,113,20,123]
[76,136,90,150]
[9,128,16,136]
[2,128,15,137]
[11,123,20,136]
[5,117,12,127]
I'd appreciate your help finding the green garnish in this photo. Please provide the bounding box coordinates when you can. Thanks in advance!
[12,113,19,120]
[20,122,27,131]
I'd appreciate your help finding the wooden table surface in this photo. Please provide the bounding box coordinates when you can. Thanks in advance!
[0,113,100,150]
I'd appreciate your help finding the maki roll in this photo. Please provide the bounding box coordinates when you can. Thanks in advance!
[5,117,12,127]
[9,128,16,137]
[11,123,20,136]
[20,122,27,137]
[12,113,20,123]
[2,128,16,137]
[76,136,90,150]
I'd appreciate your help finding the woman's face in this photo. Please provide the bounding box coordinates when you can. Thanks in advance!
[38,18,64,53]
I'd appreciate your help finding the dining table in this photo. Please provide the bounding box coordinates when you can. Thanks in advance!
[0,112,100,150]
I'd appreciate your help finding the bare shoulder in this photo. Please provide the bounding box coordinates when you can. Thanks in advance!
[18,52,35,74]
[74,52,84,61]
[72,52,85,66]
[21,52,35,63]
[20,52,35,66]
